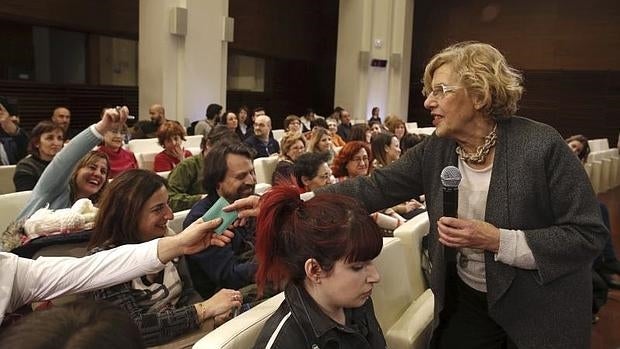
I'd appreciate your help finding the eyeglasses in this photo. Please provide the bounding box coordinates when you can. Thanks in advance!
[423,83,462,99]
[351,156,369,164]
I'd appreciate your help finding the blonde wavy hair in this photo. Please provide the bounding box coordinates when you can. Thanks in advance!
[422,41,524,119]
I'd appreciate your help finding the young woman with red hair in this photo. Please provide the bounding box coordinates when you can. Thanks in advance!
[252,185,386,349]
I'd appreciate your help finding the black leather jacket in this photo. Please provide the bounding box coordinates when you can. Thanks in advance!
[253,284,386,349]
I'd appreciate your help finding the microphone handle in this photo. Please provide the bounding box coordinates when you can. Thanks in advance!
[443,187,458,218]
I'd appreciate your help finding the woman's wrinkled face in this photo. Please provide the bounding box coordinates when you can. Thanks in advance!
[345,148,369,178]
[103,128,126,150]
[37,129,64,161]
[423,63,478,139]
[304,162,332,191]
[75,158,108,198]
[137,185,174,241]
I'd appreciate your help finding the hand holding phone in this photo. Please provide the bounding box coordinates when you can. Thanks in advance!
[202,196,238,234]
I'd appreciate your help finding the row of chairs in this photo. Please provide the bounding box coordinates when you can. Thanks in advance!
[584,138,620,193]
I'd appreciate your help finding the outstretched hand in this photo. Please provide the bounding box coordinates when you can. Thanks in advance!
[157,217,235,263]
[223,195,261,227]
[95,106,129,135]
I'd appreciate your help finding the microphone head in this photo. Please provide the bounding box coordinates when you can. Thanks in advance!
[440,166,462,188]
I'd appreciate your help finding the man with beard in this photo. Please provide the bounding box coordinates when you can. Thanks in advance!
[130,103,167,139]
[183,142,257,298]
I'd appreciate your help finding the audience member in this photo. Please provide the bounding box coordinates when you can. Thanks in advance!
[87,169,241,346]
[300,108,323,133]
[1,300,144,349]
[236,106,252,140]
[97,123,138,178]
[326,117,346,147]
[153,121,192,172]
[566,134,590,163]
[167,125,240,212]
[307,127,335,163]
[272,132,306,185]
[50,106,77,139]
[331,141,371,180]
[13,121,64,191]
[384,114,409,147]
[400,133,424,154]
[368,106,382,125]
[17,107,126,220]
[131,104,166,139]
[369,120,383,137]
[336,109,352,141]
[195,104,223,138]
[293,151,332,192]
[244,114,280,158]
[349,123,371,143]
[1,216,234,323]
[184,142,258,299]
[252,186,385,349]
[221,111,240,135]
[0,102,28,165]
[283,114,302,135]
[315,42,607,348]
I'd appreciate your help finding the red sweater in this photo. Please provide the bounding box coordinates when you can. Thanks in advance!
[97,145,138,178]
[153,149,192,172]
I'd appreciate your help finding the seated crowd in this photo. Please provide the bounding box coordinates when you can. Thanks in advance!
[0,41,620,348]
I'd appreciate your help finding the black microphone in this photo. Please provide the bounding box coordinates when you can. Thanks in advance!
[440,166,461,218]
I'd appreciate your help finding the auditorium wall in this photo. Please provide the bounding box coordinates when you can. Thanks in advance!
[409,0,620,146]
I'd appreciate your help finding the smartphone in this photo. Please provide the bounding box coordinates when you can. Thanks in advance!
[201,196,238,235]
[0,96,19,116]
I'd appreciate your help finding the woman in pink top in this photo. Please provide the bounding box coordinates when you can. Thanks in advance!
[153,121,192,172]
[97,123,138,178]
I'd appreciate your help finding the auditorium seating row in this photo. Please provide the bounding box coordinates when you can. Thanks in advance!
[584,138,620,193]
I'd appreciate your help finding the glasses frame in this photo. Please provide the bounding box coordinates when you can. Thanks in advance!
[424,83,462,99]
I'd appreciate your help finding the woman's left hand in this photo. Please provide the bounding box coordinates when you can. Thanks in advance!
[437,217,500,252]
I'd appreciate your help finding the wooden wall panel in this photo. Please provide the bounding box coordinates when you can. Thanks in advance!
[0,80,138,132]
[409,0,620,147]
[0,0,138,39]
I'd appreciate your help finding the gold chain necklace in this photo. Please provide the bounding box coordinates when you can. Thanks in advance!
[455,124,497,164]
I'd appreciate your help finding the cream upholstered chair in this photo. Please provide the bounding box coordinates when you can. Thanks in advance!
[169,209,190,233]
[405,122,419,134]
[192,292,285,349]
[185,135,203,148]
[271,129,285,143]
[0,165,16,194]
[0,190,32,234]
[127,137,161,153]
[136,151,159,171]
[253,156,279,185]
[373,235,434,349]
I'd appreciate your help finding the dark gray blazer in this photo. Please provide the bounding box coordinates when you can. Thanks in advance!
[320,116,607,348]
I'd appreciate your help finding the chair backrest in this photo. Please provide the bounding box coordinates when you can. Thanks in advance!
[192,292,285,349]
[372,237,416,331]
[185,135,203,148]
[0,165,17,194]
[588,138,609,153]
[0,190,32,233]
[405,122,419,133]
[169,209,190,233]
[272,129,285,143]
[157,171,171,179]
[127,138,161,153]
[253,156,279,185]
[393,212,430,297]
[254,183,272,195]
[136,151,159,170]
